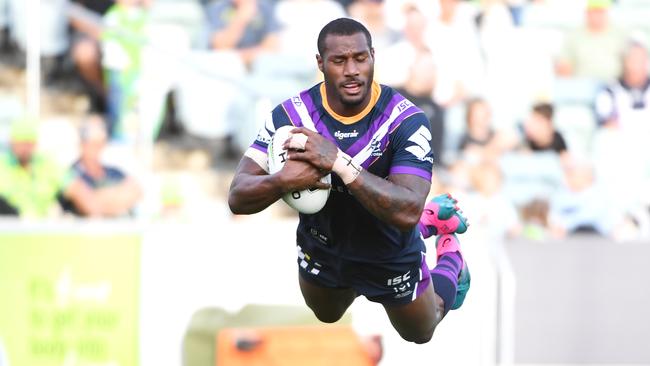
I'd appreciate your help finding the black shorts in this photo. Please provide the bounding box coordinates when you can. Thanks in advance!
[297,237,432,306]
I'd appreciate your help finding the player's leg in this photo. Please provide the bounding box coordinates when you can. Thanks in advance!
[381,194,471,343]
[299,274,357,323]
[432,234,471,310]
[382,280,444,344]
[382,234,467,344]
[296,243,357,323]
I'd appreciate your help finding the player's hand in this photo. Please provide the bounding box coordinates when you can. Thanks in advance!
[276,158,330,192]
[419,193,469,239]
[283,127,339,172]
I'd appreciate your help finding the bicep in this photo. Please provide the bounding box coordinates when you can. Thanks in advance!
[387,173,431,204]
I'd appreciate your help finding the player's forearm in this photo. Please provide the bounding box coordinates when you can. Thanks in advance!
[347,172,425,231]
[228,174,285,214]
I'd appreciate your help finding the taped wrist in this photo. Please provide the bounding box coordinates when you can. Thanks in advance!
[332,149,362,185]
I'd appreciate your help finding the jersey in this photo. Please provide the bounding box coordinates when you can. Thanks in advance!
[247,82,434,264]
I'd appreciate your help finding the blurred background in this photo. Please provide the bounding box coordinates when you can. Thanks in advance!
[0,0,649,365]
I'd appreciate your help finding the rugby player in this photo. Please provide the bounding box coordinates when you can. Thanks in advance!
[228,18,470,344]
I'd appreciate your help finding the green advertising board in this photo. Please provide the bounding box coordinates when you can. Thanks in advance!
[0,233,140,366]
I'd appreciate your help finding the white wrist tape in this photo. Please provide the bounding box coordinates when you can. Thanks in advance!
[332,149,362,185]
[287,132,308,150]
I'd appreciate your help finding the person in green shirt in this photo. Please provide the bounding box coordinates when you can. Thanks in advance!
[102,0,149,139]
[0,119,67,218]
[555,0,628,82]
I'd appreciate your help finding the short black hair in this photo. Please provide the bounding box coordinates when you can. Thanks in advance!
[532,102,554,121]
[317,18,372,56]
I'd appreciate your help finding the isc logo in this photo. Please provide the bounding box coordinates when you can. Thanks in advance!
[396,100,413,113]
[386,271,411,286]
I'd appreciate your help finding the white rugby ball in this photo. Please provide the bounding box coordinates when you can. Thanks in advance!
[268,125,330,214]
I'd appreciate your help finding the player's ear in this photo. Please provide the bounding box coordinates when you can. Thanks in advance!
[316,54,324,72]
[370,47,375,60]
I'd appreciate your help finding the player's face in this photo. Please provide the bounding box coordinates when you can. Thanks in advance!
[317,32,374,115]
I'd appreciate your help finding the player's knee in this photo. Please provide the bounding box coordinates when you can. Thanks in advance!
[309,307,346,323]
[398,322,437,344]
[304,300,346,323]
[411,330,434,344]
[402,328,435,344]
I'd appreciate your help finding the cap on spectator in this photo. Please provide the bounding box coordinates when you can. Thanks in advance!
[587,0,612,9]
[9,118,38,142]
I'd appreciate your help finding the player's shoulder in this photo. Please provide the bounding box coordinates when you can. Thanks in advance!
[269,84,322,128]
[274,84,320,113]
[377,84,424,117]
[278,83,320,106]
[376,84,428,131]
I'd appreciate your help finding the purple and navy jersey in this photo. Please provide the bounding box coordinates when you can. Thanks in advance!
[247,82,434,262]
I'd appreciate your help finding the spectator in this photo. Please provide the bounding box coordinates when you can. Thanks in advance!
[477,0,521,129]
[520,198,550,241]
[379,3,429,87]
[0,119,65,218]
[496,103,567,206]
[592,43,650,218]
[396,50,445,166]
[458,98,496,159]
[68,0,115,113]
[102,0,151,139]
[458,98,519,163]
[273,0,346,85]
[594,41,650,131]
[548,158,632,240]
[399,3,429,53]
[464,160,521,239]
[61,115,142,217]
[206,0,280,66]
[425,0,484,107]
[555,0,628,82]
[348,0,400,52]
[274,0,346,61]
[190,0,280,159]
[5,0,69,75]
[521,102,568,157]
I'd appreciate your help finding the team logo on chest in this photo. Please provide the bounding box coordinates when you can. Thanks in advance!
[368,138,383,157]
[334,130,359,140]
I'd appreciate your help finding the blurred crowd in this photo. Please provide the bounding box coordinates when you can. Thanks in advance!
[0,0,649,241]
